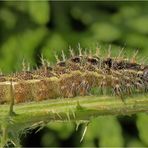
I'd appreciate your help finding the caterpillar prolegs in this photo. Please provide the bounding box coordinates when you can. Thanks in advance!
[0,48,147,104]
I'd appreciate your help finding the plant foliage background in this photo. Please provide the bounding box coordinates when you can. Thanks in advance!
[0,1,148,147]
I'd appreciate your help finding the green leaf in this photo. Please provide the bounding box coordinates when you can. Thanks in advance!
[90,22,121,42]
[126,138,145,147]
[127,16,148,34]
[137,113,148,146]
[0,8,17,29]
[41,132,59,147]
[82,116,124,147]
[47,122,74,140]
[0,28,47,72]
[41,33,67,63]
[28,1,50,25]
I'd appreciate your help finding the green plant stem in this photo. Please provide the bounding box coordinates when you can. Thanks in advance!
[0,95,148,131]
[0,94,148,146]
[1,124,7,147]
[9,80,15,115]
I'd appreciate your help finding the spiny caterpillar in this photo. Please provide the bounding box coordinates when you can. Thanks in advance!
[0,47,147,104]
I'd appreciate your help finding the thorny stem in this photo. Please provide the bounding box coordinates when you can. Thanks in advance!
[0,94,148,146]
[80,121,89,143]
[9,80,15,116]
[0,81,15,147]
[1,124,7,147]
[0,80,15,147]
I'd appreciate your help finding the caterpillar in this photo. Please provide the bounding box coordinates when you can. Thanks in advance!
[0,47,147,104]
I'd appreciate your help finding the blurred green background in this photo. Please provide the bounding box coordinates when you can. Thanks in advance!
[0,1,148,147]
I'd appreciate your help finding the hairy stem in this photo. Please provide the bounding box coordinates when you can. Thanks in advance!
[0,94,148,133]
[9,80,15,115]
[0,94,148,147]
[1,125,7,147]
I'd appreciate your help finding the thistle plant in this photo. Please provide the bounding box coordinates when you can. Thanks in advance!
[0,48,148,147]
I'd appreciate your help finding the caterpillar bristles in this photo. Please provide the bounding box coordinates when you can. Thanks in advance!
[78,43,82,56]
[0,47,147,104]
[69,46,75,57]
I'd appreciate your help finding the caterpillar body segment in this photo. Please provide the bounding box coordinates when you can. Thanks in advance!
[0,50,147,104]
[0,81,12,104]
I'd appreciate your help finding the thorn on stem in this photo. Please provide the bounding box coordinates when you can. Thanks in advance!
[80,122,89,143]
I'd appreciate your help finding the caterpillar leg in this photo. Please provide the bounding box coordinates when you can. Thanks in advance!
[113,84,124,102]
[77,80,90,96]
